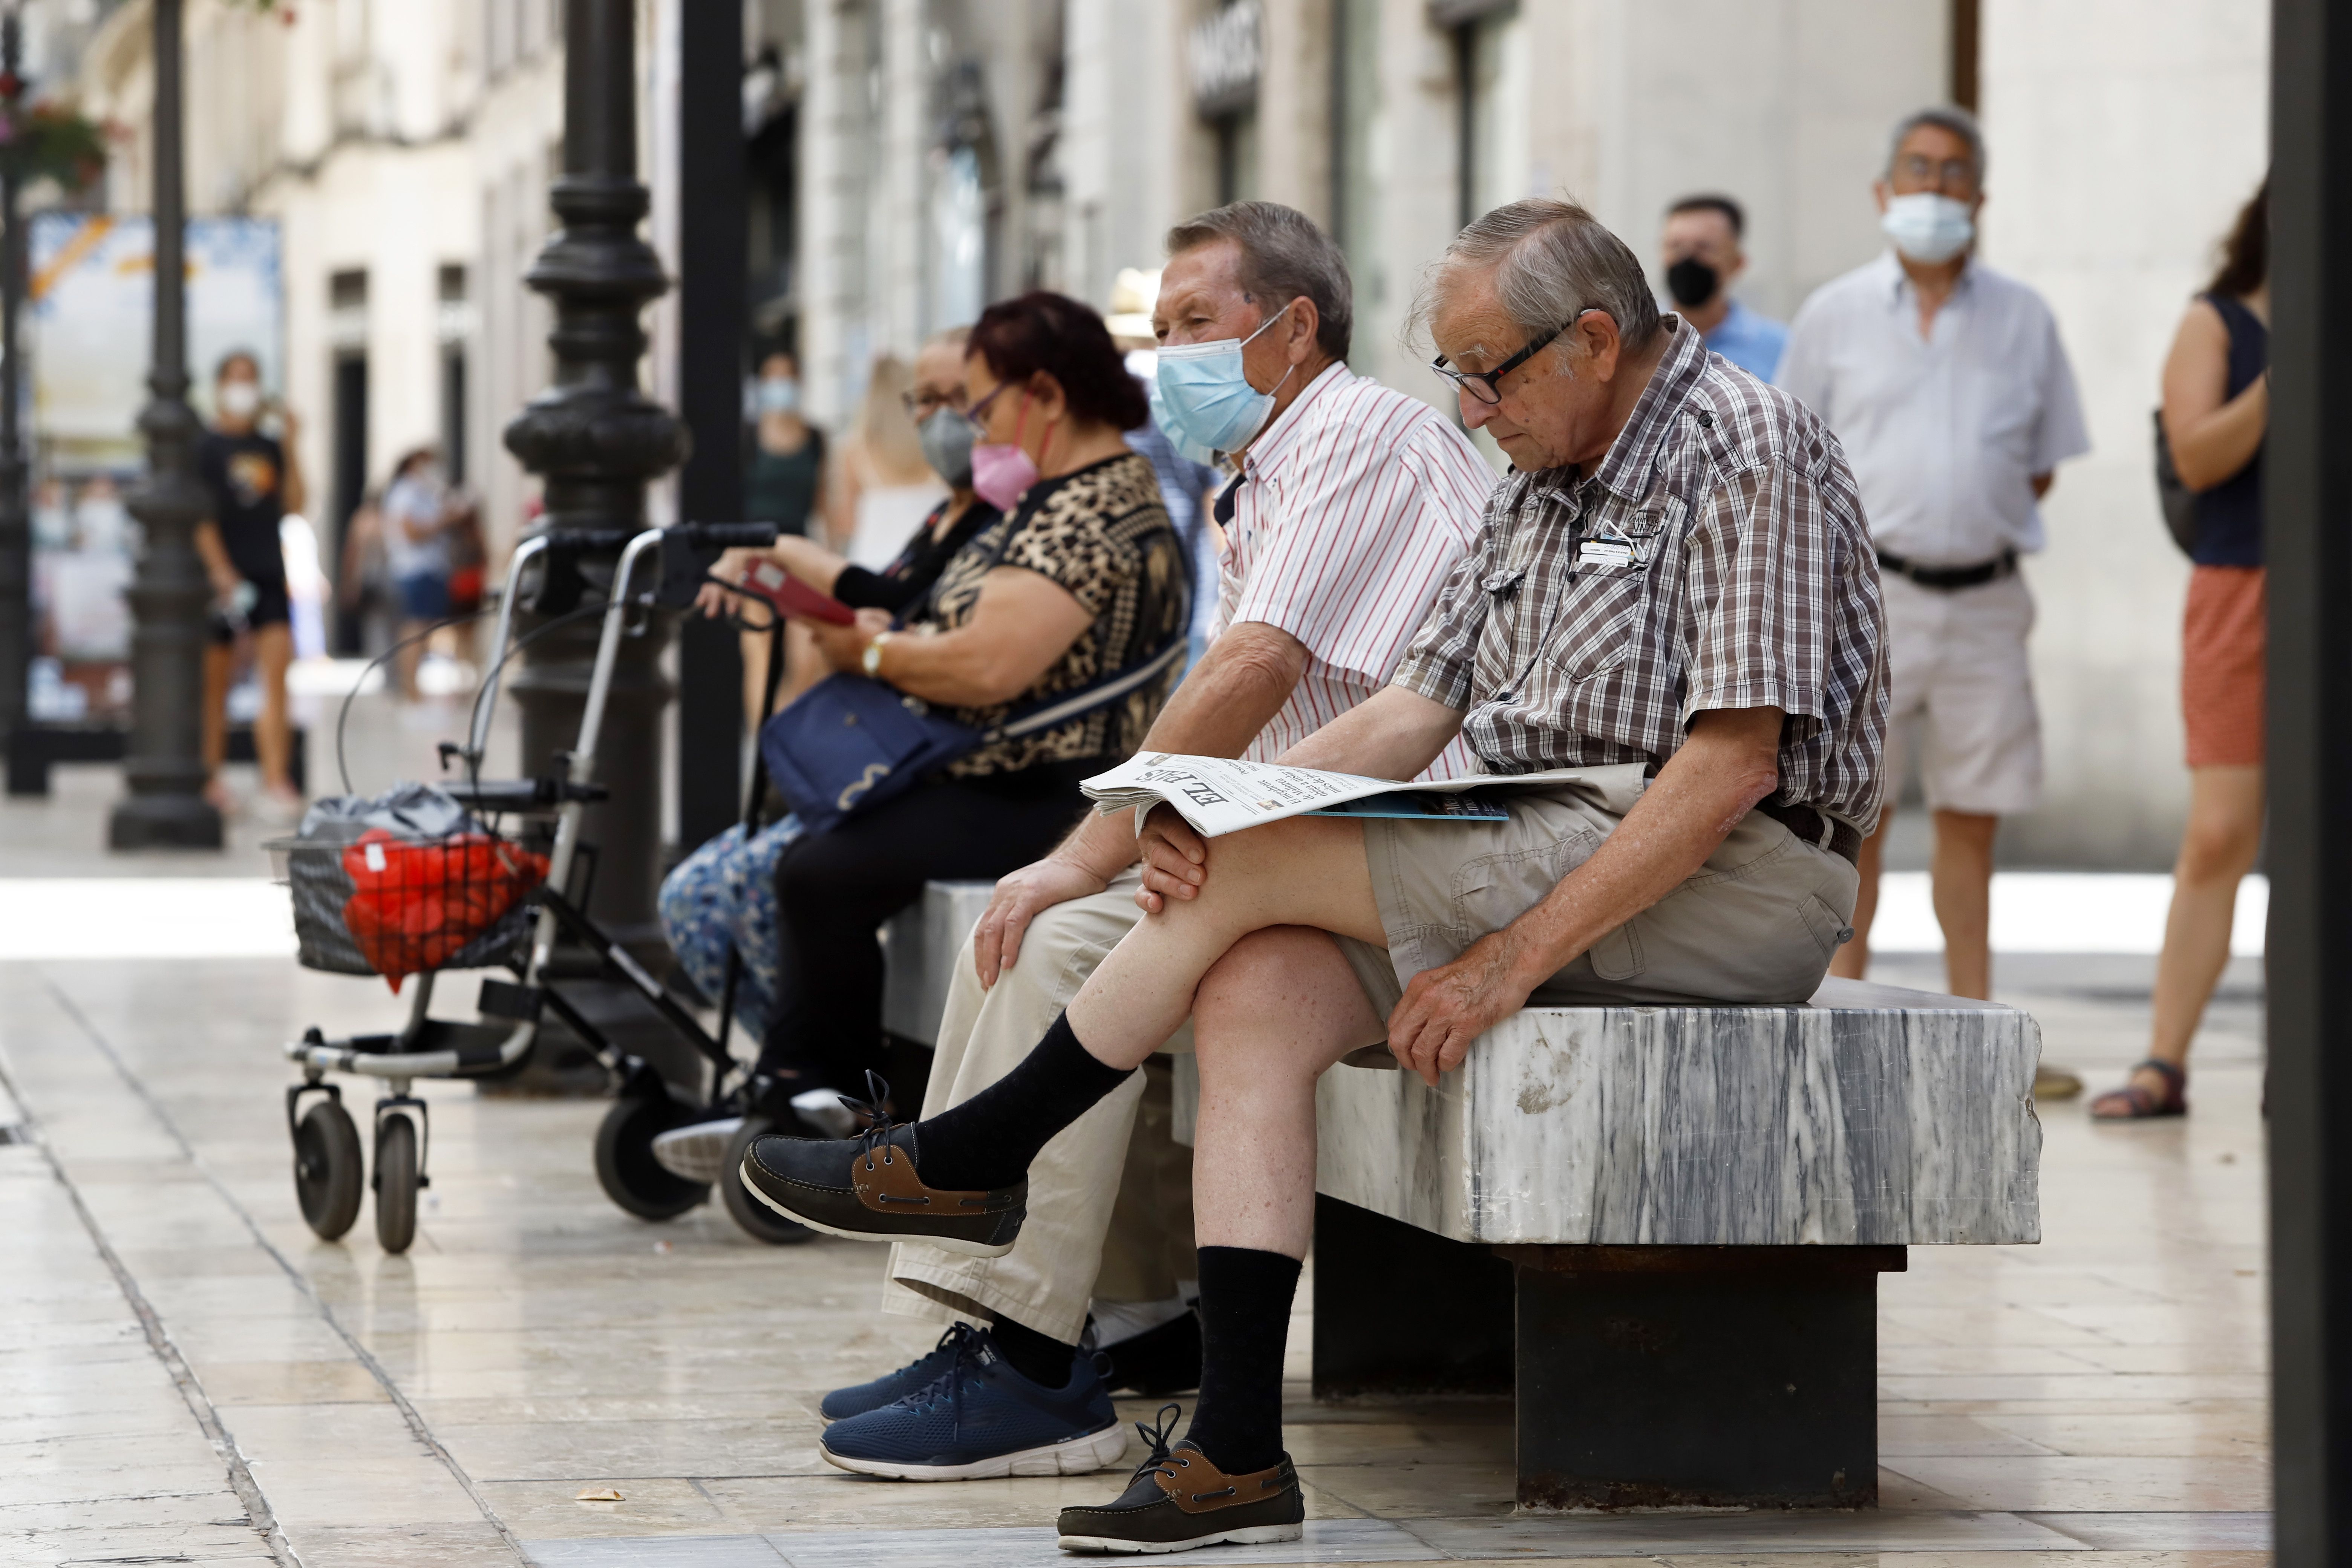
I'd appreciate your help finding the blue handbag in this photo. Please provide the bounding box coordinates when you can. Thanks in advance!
[758,514,1186,835]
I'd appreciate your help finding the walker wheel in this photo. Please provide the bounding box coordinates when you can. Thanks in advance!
[292,1097,363,1241]
[594,1087,711,1220]
[374,1113,420,1254]
[721,1117,816,1246]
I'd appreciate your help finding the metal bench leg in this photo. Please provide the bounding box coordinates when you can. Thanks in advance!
[1504,1244,1904,1510]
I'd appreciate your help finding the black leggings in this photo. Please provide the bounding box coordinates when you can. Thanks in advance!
[762,775,1089,1094]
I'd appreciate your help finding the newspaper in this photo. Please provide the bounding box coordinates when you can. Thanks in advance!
[1081,753,1594,839]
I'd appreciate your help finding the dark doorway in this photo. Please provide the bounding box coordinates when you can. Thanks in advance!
[330,350,368,655]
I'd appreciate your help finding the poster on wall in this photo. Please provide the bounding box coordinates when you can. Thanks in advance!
[24,214,285,720]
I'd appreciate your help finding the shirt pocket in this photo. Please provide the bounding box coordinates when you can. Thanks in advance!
[1544,502,1677,684]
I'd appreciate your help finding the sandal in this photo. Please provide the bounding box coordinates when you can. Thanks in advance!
[2088,1058,2187,1120]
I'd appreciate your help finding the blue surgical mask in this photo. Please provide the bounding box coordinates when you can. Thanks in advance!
[758,376,801,415]
[1152,302,1297,459]
[1880,192,1974,266]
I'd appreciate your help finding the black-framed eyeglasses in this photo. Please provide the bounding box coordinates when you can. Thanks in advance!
[902,387,969,420]
[1431,310,1591,406]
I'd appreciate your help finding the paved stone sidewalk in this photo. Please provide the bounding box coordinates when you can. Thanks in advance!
[0,939,2269,1567]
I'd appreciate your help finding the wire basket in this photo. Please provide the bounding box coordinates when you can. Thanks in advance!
[268,830,550,980]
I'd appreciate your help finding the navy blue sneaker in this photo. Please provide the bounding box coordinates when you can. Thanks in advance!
[819,1328,1127,1481]
[819,1322,989,1424]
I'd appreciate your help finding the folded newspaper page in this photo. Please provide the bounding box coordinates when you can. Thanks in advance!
[1081,753,1594,839]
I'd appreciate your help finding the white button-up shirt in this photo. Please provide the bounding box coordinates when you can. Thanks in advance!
[1776,251,2089,565]
[1210,362,1497,779]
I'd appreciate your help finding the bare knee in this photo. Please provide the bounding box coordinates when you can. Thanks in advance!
[1194,926,1376,1085]
[2177,813,2259,884]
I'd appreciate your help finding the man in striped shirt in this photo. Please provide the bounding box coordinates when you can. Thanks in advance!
[817,202,1496,1480]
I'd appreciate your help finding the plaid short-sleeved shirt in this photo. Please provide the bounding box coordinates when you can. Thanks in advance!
[1392,318,1888,827]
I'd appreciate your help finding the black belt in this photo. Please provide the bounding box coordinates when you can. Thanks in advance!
[1756,798,1861,865]
[1876,546,2017,591]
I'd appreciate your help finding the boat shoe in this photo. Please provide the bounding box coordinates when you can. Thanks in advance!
[737,1075,1025,1256]
[1055,1407,1304,1554]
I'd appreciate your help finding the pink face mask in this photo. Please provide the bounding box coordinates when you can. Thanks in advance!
[970,391,1050,511]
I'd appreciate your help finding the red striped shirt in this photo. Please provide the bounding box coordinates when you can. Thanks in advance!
[1209,364,1498,781]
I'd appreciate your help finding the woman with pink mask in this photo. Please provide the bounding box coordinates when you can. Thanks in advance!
[748,292,1190,1128]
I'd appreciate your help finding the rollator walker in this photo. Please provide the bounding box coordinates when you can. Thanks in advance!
[275,522,805,1253]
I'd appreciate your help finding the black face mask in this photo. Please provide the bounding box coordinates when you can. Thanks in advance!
[1665,256,1720,309]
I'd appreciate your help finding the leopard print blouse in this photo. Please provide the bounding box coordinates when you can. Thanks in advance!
[909,450,1190,777]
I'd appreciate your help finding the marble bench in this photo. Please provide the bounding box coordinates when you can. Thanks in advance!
[881,882,2044,1513]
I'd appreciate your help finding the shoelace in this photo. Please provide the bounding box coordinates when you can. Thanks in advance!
[839,1069,906,1177]
[897,1319,994,1441]
[1127,1402,1185,1489]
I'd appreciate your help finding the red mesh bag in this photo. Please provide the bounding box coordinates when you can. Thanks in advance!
[340,829,550,986]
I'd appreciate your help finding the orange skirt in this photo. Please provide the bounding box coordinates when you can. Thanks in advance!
[2182,565,2265,767]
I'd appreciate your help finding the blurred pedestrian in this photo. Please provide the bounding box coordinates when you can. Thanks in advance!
[1661,194,1787,377]
[744,349,826,538]
[381,447,456,701]
[337,488,389,657]
[2093,177,2269,1121]
[1779,107,2089,1097]
[194,349,305,819]
[832,354,947,571]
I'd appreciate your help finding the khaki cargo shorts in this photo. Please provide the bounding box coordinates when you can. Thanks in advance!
[1333,763,1862,1018]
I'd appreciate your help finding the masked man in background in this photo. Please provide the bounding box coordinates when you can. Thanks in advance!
[1659,192,1788,378]
[794,200,1499,1484]
[1776,107,2089,1099]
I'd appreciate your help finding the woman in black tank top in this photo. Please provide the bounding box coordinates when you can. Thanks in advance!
[2093,178,2269,1121]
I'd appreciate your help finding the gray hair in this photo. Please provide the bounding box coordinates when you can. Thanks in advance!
[1417,198,1663,359]
[1165,201,1354,361]
[1886,105,1986,183]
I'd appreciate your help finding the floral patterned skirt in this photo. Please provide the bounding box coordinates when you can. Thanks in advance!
[656,815,802,1043]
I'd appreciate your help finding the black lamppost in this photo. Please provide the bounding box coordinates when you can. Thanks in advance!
[0,8,29,754]
[108,0,219,849]
[502,0,687,949]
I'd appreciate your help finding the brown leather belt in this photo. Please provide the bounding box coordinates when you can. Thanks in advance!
[1756,798,1862,864]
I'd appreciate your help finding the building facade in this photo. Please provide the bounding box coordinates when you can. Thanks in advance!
[60,0,2268,865]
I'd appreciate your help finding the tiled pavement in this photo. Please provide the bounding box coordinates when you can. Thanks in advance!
[0,722,2272,1566]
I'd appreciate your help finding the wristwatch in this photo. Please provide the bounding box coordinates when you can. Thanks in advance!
[861,631,894,677]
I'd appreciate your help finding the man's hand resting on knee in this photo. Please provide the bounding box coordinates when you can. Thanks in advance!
[974,622,1314,985]
[1383,706,1786,1083]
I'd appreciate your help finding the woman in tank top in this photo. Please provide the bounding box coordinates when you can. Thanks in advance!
[831,353,948,570]
[2093,178,2268,1120]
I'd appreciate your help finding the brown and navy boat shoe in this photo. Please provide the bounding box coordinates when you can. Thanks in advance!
[737,1076,1026,1257]
[1056,1406,1304,1554]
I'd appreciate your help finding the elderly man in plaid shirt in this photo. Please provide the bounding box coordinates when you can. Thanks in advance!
[740,197,1887,1556]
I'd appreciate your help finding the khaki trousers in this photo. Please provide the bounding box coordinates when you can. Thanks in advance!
[884,874,1194,1345]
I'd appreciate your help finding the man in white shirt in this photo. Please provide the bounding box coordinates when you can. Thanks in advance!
[1777,106,2089,1035]
[810,201,1496,1481]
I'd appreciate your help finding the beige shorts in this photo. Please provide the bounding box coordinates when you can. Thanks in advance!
[1881,569,2042,816]
[1335,763,1860,1016]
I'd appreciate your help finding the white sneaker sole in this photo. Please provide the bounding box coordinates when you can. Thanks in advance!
[738,1167,1018,1258]
[821,1419,1128,1481]
[1056,1523,1304,1554]
[651,1118,743,1184]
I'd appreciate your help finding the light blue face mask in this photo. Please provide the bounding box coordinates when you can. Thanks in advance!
[1152,301,1297,461]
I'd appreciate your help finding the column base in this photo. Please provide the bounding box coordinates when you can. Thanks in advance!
[108,792,222,850]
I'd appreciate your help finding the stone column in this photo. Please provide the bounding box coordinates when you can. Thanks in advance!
[109,0,220,850]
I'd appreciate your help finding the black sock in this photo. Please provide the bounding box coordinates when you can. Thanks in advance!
[1182,1246,1301,1474]
[910,1012,1133,1191]
[987,1315,1076,1390]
